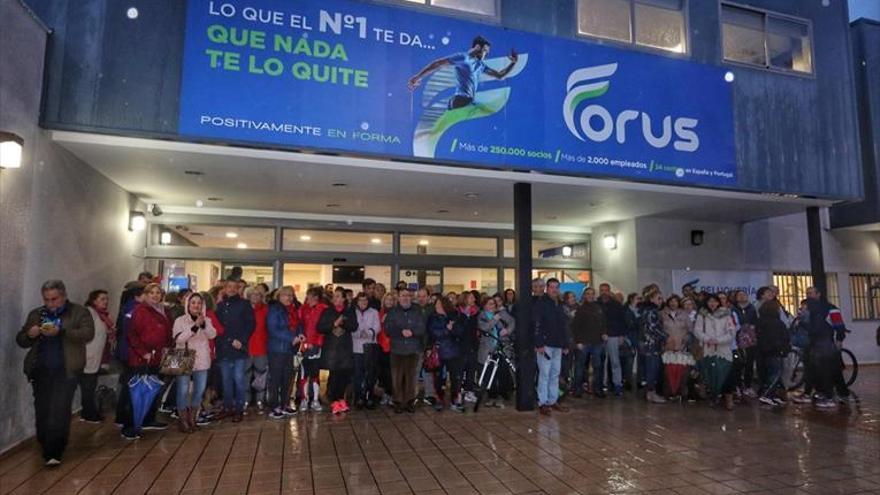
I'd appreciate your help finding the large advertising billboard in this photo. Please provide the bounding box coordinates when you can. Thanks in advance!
[179,0,737,187]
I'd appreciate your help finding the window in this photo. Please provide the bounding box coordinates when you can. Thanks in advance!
[503,237,592,260]
[850,274,880,321]
[282,229,392,254]
[578,0,687,54]
[153,224,275,250]
[400,235,497,256]
[772,272,839,316]
[401,0,497,17]
[721,4,813,74]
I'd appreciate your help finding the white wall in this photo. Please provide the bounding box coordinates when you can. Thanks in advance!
[629,213,880,364]
[0,1,146,454]
[591,219,638,293]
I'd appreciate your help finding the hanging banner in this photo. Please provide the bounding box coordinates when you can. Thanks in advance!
[671,270,771,299]
[179,0,737,187]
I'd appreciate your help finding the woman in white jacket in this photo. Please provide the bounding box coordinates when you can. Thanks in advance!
[694,295,737,409]
[82,290,113,423]
[172,292,216,433]
[353,293,381,409]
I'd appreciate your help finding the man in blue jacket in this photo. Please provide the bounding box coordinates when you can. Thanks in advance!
[533,278,571,415]
[216,278,256,422]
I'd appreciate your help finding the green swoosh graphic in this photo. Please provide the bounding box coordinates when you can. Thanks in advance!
[569,84,609,112]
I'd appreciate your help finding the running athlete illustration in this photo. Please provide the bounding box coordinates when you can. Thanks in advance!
[408,36,518,109]
[408,36,527,158]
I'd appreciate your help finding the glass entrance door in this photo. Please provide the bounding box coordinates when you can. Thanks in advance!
[399,267,442,293]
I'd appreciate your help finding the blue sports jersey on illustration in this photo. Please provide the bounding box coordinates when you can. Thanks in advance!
[445,52,486,99]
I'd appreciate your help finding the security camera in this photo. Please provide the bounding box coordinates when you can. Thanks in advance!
[148,203,163,216]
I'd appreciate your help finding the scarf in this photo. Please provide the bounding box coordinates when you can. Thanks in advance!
[94,305,117,342]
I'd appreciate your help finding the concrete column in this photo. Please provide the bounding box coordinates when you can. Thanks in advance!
[513,183,536,411]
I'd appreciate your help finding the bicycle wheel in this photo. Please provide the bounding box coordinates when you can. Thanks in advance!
[841,348,858,387]
[473,360,497,413]
[783,349,804,390]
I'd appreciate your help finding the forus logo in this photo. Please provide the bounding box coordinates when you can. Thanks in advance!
[563,63,700,152]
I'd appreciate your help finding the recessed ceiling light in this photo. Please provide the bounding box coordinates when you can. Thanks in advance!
[418,239,429,246]
[300,235,311,241]
[371,238,382,244]
[195,199,204,208]
[225,232,238,239]
[472,211,479,216]
[207,197,223,201]
[545,215,558,220]
[326,203,341,208]
[436,209,450,214]
[331,183,348,187]
[464,192,479,200]
[236,242,248,249]
[184,170,203,176]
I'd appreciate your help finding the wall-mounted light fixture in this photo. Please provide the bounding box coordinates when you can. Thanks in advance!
[603,234,618,250]
[159,231,172,245]
[561,245,573,257]
[0,132,24,169]
[129,211,146,232]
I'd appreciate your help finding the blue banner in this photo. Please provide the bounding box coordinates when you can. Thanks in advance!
[179,0,736,186]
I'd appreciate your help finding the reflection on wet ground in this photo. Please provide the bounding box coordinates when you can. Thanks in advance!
[0,367,877,494]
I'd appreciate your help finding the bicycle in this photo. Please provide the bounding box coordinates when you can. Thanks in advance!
[783,339,858,391]
[473,330,517,413]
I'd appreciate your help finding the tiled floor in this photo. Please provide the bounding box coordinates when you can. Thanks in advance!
[1,368,878,495]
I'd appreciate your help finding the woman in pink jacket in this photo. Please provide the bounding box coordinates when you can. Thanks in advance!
[172,293,216,433]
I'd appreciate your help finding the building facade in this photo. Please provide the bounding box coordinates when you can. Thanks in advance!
[2,0,879,453]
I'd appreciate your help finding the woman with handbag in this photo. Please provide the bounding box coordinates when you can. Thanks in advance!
[694,295,737,409]
[266,286,302,420]
[171,293,216,433]
[123,283,172,440]
[427,297,466,412]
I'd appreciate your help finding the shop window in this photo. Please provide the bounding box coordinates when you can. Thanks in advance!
[443,267,498,295]
[850,274,880,321]
[283,263,392,296]
[721,4,813,74]
[504,238,591,261]
[222,264,274,286]
[772,272,839,316]
[154,224,275,250]
[160,260,222,292]
[282,229,392,254]
[400,235,497,257]
[400,0,497,17]
[578,0,687,54]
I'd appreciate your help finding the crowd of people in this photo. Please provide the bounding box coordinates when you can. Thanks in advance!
[17,271,853,466]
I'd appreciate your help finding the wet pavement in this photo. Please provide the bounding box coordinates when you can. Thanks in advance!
[0,367,877,494]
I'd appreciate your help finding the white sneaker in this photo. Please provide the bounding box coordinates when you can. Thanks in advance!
[758,396,776,406]
[815,399,837,409]
[311,400,323,412]
[45,458,61,467]
[743,388,757,399]
[791,394,813,405]
[299,401,310,413]
[463,391,477,403]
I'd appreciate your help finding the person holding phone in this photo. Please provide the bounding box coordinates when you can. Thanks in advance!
[172,293,216,433]
[17,280,94,467]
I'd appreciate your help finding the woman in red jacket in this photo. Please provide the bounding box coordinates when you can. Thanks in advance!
[246,287,269,411]
[122,283,172,439]
[297,287,327,412]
